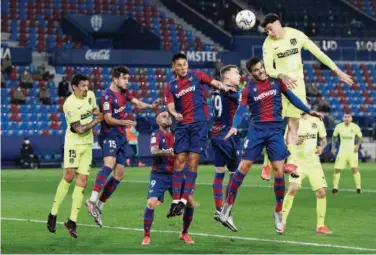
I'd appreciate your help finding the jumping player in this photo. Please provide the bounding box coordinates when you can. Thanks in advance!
[218,58,322,232]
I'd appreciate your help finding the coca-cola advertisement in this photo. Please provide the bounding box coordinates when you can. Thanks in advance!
[85,49,111,61]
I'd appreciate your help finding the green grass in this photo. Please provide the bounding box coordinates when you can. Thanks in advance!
[1,163,376,254]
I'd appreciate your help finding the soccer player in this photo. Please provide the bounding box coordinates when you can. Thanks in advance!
[261,13,353,175]
[142,111,196,245]
[47,74,103,238]
[86,66,160,226]
[218,58,323,232]
[281,102,332,234]
[164,53,235,217]
[331,112,363,194]
[211,65,241,232]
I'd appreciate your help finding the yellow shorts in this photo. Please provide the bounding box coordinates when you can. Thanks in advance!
[64,143,92,175]
[334,151,358,169]
[289,157,327,191]
[282,94,307,118]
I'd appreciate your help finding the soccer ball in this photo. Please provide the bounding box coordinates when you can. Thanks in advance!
[235,10,256,30]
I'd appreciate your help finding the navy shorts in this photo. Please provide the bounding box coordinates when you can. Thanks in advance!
[211,134,241,172]
[146,173,187,202]
[174,121,209,154]
[242,122,289,162]
[98,132,127,165]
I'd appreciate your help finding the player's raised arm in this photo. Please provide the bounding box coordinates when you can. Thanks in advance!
[279,80,323,120]
[195,70,235,92]
[301,33,353,86]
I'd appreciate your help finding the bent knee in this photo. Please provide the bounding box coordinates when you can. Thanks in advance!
[147,198,161,209]
[316,188,326,198]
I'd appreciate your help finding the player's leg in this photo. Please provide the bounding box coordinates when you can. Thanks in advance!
[180,195,195,244]
[47,144,78,233]
[65,144,92,238]
[142,197,161,245]
[350,152,361,193]
[285,117,300,176]
[314,188,332,234]
[261,150,272,181]
[167,124,189,217]
[281,181,300,233]
[333,154,346,194]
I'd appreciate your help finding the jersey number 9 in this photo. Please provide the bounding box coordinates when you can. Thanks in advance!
[212,94,223,119]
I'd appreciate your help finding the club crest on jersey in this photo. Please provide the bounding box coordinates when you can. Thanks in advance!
[253,87,257,92]
[88,97,92,104]
[290,38,297,46]
[270,80,275,86]
[188,76,193,81]
[312,123,317,129]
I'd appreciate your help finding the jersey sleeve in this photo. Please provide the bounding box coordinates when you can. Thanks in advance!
[164,83,174,104]
[239,86,249,106]
[150,132,161,153]
[299,31,338,71]
[89,91,97,109]
[333,125,339,137]
[64,101,81,124]
[355,125,363,138]
[228,91,240,101]
[262,39,279,79]
[195,70,214,85]
[318,120,327,138]
[124,90,135,101]
[101,94,113,115]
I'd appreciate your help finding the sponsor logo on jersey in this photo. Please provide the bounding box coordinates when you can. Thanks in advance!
[175,86,196,98]
[114,106,125,114]
[253,89,277,101]
[277,48,299,58]
[80,110,92,120]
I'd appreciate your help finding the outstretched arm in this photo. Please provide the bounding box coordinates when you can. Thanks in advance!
[131,98,161,110]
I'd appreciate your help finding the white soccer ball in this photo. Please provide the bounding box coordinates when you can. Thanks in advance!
[236,10,256,30]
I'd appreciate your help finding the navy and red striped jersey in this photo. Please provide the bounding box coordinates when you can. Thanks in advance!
[150,129,175,174]
[164,70,213,125]
[240,78,288,123]
[211,90,239,136]
[100,88,134,135]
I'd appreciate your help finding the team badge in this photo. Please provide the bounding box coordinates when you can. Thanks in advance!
[88,97,92,104]
[69,158,74,164]
[270,80,275,86]
[188,76,193,81]
[290,38,297,46]
[151,136,156,144]
[312,123,317,129]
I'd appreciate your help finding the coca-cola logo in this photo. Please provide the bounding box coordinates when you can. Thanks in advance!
[85,49,110,60]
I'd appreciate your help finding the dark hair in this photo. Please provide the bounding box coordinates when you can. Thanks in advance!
[245,57,262,73]
[172,53,187,63]
[261,13,280,28]
[344,111,352,115]
[112,66,130,78]
[220,65,238,79]
[71,74,89,88]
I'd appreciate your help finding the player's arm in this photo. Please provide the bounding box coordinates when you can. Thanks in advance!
[150,134,174,156]
[71,117,102,134]
[130,98,161,110]
[164,83,183,121]
[195,70,235,92]
[354,126,363,152]
[101,95,133,126]
[331,126,339,154]
[224,87,248,139]
[301,33,353,85]
[316,120,327,155]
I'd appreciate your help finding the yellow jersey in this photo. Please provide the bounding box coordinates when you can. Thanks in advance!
[262,27,338,95]
[333,122,362,153]
[63,91,97,146]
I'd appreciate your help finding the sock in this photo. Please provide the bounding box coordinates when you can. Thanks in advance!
[97,200,105,211]
[182,206,194,233]
[212,172,225,211]
[99,176,120,203]
[225,173,233,199]
[143,207,154,237]
[287,144,297,164]
[282,194,295,224]
[263,152,270,167]
[50,179,71,215]
[172,170,184,200]
[92,166,113,196]
[274,176,285,212]
[182,170,198,201]
[333,172,341,189]
[353,172,361,189]
[70,185,85,222]
[225,169,246,205]
[316,197,326,228]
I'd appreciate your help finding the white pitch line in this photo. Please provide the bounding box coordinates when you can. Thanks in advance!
[2,178,376,193]
[1,217,376,252]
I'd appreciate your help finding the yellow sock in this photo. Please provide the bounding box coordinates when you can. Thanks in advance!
[333,173,341,189]
[282,194,295,224]
[263,152,271,167]
[287,145,297,164]
[316,197,327,228]
[70,185,85,222]
[51,179,71,215]
[353,172,361,189]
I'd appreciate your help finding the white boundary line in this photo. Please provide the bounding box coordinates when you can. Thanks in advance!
[1,217,376,252]
[2,178,376,193]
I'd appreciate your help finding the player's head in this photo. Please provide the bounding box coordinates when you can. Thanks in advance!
[261,13,283,39]
[156,111,172,129]
[220,65,240,87]
[172,53,189,78]
[71,74,89,98]
[246,57,267,81]
[111,66,130,91]
[343,111,353,124]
